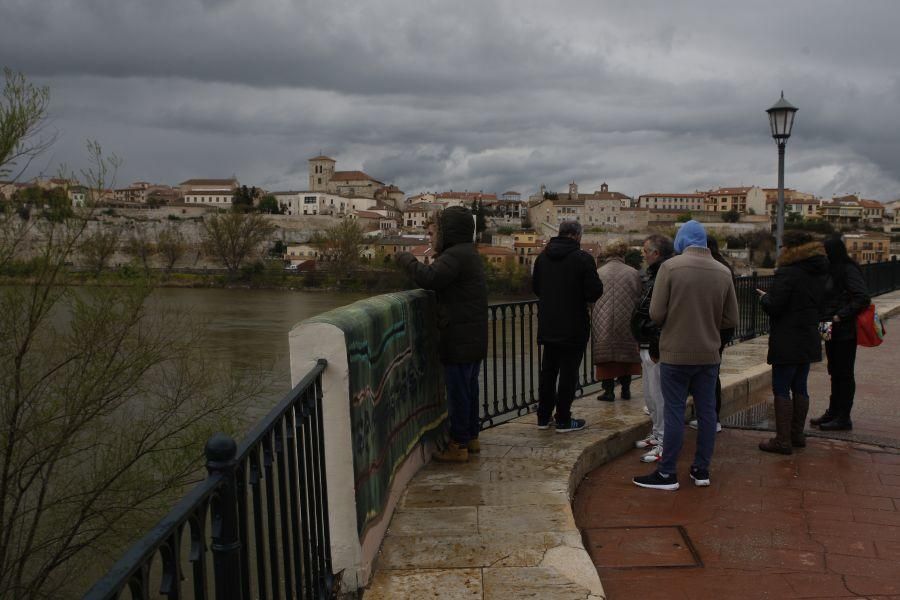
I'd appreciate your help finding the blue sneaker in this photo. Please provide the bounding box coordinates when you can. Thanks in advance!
[555,418,586,433]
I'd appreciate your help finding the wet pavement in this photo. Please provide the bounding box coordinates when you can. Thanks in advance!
[363,291,900,599]
[574,294,900,600]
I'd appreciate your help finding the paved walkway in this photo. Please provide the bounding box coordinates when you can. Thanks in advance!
[364,290,900,599]
[574,290,900,599]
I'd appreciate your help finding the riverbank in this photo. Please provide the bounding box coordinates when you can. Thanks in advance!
[0,262,535,295]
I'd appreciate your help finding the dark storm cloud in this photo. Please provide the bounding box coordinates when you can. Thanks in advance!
[2,0,899,199]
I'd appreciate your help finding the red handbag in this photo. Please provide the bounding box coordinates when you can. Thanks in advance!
[856,304,886,347]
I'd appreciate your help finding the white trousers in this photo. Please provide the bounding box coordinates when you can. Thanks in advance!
[640,349,664,439]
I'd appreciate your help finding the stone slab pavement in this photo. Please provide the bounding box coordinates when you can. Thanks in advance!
[363,290,900,599]
[574,290,900,600]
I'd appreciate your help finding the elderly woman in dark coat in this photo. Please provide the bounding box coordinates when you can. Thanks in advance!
[757,231,829,455]
[590,241,642,401]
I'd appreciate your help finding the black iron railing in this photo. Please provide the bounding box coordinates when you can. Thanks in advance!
[861,258,900,296]
[481,258,900,428]
[85,359,334,600]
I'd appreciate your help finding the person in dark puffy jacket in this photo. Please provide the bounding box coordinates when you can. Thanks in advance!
[757,231,829,454]
[532,221,604,433]
[396,206,488,462]
[810,235,870,431]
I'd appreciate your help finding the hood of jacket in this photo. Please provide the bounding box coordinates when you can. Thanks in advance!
[777,241,829,273]
[543,235,582,260]
[674,220,707,254]
[435,206,475,252]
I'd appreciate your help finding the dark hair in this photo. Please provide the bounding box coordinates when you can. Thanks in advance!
[644,233,674,259]
[823,234,854,267]
[782,230,814,248]
[707,236,734,276]
[559,221,582,238]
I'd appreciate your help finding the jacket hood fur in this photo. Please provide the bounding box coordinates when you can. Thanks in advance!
[777,241,826,268]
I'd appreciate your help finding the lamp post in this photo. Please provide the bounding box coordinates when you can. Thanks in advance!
[766,92,798,256]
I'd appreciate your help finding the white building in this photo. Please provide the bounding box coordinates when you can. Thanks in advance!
[181,178,239,207]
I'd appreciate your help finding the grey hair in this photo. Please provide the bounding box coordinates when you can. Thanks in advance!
[558,220,582,238]
[644,233,674,259]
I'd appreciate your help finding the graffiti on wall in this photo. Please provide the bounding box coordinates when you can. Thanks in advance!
[307,290,446,536]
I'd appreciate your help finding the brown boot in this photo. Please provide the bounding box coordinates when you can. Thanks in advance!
[434,442,469,463]
[759,396,793,455]
[791,395,809,448]
[467,439,481,454]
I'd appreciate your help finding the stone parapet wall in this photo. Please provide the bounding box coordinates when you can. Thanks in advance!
[289,290,447,591]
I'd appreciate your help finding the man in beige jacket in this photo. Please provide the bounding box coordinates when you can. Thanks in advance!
[633,220,738,491]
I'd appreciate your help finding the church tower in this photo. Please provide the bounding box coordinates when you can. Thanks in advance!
[308,155,336,192]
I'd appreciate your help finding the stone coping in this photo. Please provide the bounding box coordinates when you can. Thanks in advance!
[362,290,900,599]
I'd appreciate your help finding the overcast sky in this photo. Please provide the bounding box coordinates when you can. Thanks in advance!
[3,0,899,200]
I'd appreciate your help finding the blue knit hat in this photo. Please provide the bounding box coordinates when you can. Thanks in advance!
[674,220,707,254]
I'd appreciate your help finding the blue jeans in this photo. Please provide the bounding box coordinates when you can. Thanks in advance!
[659,363,719,475]
[445,362,481,444]
[771,363,810,398]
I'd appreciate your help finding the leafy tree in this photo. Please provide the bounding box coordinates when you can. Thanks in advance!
[123,225,155,274]
[722,209,740,223]
[269,239,285,256]
[257,194,282,214]
[676,212,693,223]
[322,219,364,279]
[79,225,121,275]
[201,211,276,275]
[155,224,187,273]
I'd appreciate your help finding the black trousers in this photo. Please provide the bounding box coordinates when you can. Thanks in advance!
[825,336,857,417]
[538,343,584,423]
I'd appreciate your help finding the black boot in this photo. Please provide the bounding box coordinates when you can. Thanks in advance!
[619,375,631,400]
[759,396,793,455]
[791,395,809,448]
[819,415,853,431]
[810,409,835,427]
[598,379,615,402]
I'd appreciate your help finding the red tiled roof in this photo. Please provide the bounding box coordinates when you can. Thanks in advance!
[859,199,883,208]
[179,178,238,186]
[708,187,753,194]
[640,193,705,198]
[331,171,382,184]
[435,191,498,201]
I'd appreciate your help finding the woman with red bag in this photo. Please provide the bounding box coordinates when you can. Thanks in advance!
[812,235,871,431]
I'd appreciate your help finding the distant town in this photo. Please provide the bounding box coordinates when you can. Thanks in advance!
[3,154,899,276]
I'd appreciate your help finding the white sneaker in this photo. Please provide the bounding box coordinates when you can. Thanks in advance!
[640,445,663,463]
[689,420,723,433]
[635,434,661,449]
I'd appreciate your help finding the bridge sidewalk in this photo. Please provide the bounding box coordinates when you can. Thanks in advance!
[363,290,900,599]
[575,290,900,600]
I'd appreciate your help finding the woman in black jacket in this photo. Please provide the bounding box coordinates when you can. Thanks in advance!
[810,235,870,431]
[757,231,829,454]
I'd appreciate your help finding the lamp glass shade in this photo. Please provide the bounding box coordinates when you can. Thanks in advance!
[766,94,798,139]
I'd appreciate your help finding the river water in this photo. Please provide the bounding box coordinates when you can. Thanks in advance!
[148,288,370,401]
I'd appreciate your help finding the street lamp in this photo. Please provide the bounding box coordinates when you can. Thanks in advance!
[766,92,798,256]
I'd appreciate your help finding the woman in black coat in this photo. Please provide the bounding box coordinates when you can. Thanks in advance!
[810,235,870,431]
[757,231,829,454]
